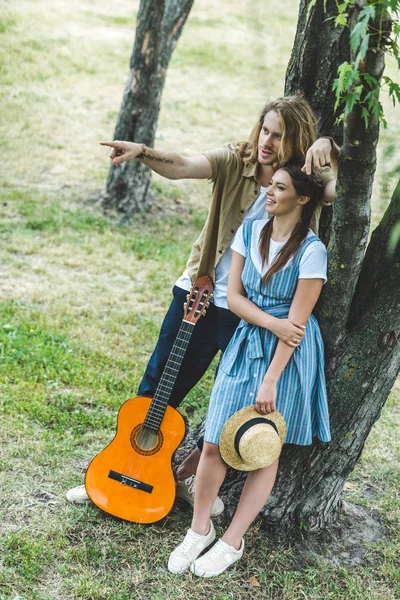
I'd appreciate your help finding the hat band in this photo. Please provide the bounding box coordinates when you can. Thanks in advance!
[234,418,279,458]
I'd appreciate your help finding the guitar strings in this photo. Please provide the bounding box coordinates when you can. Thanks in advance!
[125,291,209,479]
[126,320,195,479]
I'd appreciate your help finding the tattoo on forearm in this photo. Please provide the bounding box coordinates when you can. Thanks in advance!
[143,152,174,165]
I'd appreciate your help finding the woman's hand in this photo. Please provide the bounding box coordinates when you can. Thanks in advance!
[255,378,277,414]
[269,317,305,347]
[100,141,143,166]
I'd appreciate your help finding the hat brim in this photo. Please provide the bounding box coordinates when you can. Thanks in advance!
[219,406,286,471]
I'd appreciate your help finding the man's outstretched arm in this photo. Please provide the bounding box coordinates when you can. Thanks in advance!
[100,141,212,180]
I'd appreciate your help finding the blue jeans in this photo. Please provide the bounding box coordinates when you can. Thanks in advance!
[138,286,240,410]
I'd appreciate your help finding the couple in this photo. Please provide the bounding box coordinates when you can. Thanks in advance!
[68,96,336,577]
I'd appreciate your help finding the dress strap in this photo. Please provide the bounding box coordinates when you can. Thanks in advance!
[293,234,322,267]
[241,220,254,253]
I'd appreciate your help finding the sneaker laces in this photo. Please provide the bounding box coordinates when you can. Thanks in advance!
[180,528,202,553]
[183,475,196,495]
[207,539,232,560]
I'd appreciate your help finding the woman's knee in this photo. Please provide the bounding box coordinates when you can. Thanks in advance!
[202,441,222,459]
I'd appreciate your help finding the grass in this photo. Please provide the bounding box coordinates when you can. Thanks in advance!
[0,0,399,598]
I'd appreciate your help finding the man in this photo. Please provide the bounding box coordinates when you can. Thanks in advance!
[66,96,338,514]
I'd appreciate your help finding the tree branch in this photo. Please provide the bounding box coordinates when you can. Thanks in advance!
[348,177,400,328]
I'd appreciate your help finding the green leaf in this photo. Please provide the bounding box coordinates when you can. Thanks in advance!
[359,5,375,22]
[388,220,400,255]
[388,80,400,104]
[363,73,379,88]
[355,33,370,68]
[361,107,370,127]
[335,13,349,27]
[306,0,318,22]
[351,21,366,52]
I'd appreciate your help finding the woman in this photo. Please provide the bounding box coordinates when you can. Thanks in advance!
[168,160,331,577]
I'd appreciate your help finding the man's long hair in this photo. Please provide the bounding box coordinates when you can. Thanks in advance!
[259,161,323,287]
[238,96,318,167]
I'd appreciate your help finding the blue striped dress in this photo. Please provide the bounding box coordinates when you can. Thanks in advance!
[204,221,331,447]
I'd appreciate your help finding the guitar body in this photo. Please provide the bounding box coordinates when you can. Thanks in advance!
[85,396,186,523]
[85,276,213,524]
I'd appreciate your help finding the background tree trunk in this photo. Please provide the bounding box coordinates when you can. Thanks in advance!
[176,0,400,531]
[101,0,195,217]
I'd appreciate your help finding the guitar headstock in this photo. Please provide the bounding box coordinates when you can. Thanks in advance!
[183,276,214,324]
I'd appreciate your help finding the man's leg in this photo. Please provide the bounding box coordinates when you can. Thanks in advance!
[176,307,240,480]
[138,286,219,408]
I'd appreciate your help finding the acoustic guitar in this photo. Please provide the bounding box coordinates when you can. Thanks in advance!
[85,276,214,523]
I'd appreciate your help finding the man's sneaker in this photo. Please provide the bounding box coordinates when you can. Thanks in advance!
[167,521,216,574]
[190,537,244,578]
[176,475,224,517]
[65,484,90,504]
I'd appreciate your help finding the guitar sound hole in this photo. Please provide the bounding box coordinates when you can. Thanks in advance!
[136,428,158,450]
[130,424,163,456]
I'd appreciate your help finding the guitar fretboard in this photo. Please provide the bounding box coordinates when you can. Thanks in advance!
[143,320,195,432]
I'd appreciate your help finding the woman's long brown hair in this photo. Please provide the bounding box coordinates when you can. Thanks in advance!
[259,161,323,287]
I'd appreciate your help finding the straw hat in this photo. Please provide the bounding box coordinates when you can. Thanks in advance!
[220,406,286,471]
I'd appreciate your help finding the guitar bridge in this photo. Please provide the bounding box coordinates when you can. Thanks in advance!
[108,470,153,494]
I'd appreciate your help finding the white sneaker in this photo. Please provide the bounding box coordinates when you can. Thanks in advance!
[65,484,90,504]
[176,475,224,517]
[190,537,244,577]
[168,521,216,574]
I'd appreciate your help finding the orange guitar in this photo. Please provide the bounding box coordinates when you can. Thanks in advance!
[85,276,214,524]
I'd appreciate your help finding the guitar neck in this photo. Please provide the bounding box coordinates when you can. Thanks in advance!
[143,319,195,432]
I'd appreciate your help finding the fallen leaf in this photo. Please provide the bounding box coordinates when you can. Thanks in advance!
[248,575,261,587]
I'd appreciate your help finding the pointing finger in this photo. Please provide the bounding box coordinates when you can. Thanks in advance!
[100,141,119,148]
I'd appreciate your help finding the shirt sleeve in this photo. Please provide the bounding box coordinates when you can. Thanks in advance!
[202,143,238,183]
[231,223,247,257]
[319,166,336,206]
[299,241,328,283]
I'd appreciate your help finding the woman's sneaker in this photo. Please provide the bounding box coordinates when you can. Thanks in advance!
[65,484,90,504]
[168,521,216,574]
[176,475,224,517]
[190,537,244,577]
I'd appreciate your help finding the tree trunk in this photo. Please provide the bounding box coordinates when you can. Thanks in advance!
[101,0,195,216]
[176,1,400,532]
[285,0,349,143]
[284,0,350,245]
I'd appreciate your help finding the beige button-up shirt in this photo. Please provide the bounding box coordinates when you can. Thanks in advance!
[186,143,334,283]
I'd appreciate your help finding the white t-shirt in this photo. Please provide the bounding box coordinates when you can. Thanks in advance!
[231,219,327,282]
[175,185,269,308]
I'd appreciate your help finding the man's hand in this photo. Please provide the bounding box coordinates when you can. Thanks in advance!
[100,141,142,166]
[269,317,305,347]
[302,138,335,175]
[255,378,277,414]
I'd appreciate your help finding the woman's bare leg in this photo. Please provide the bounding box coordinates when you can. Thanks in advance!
[222,459,279,549]
[190,442,227,535]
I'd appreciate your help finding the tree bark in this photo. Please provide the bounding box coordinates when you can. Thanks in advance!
[101,0,195,216]
[285,0,349,142]
[284,0,349,244]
